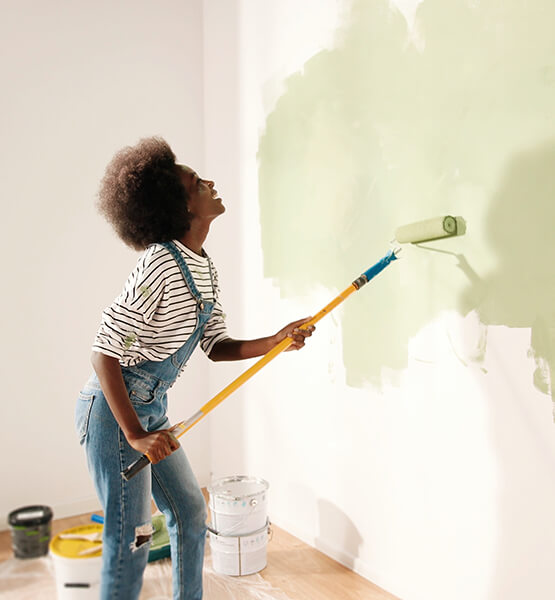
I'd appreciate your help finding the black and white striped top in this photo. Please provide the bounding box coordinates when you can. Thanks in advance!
[92,240,230,366]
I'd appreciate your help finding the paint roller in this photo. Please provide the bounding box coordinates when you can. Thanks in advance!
[394,215,466,244]
[121,215,466,480]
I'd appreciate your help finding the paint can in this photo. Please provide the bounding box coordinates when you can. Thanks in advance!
[207,475,270,576]
[208,520,270,576]
[49,524,103,598]
[8,505,53,559]
[207,475,269,535]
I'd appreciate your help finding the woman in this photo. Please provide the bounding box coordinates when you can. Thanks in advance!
[75,137,314,599]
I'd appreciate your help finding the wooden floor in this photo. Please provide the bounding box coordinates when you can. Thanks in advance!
[0,498,397,600]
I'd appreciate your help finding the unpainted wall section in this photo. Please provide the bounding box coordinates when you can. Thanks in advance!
[0,0,210,526]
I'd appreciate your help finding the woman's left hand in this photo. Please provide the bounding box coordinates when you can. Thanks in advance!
[275,317,315,351]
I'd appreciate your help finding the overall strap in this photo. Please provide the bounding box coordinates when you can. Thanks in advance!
[159,241,211,310]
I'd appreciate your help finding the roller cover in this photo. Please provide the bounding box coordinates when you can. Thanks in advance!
[395,216,458,243]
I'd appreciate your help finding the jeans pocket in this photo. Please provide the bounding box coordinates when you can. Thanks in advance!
[75,391,95,445]
[129,388,155,405]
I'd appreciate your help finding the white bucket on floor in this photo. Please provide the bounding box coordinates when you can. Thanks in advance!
[207,475,269,535]
[207,475,270,576]
[208,521,269,576]
[49,524,102,599]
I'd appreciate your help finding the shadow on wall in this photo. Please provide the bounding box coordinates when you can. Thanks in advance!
[315,499,363,570]
[469,141,555,402]
[257,0,555,404]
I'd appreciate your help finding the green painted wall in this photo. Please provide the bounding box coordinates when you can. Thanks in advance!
[258,0,555,401]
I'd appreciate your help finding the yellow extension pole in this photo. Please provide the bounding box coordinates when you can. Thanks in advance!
[171,282,358,439]
[121,249,397,480]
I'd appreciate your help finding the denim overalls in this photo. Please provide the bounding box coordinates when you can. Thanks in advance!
[76,241,212,600]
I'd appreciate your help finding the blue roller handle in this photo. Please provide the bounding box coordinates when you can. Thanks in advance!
[353,249,398,289]
[364,249,398,280]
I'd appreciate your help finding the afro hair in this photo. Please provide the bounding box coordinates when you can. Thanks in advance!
[97,137,191,250]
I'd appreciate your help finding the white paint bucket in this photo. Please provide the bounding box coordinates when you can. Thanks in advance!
[208,521,269,576]
[207,475,269,536]
[207,476,270,576]
[49,524,102,598]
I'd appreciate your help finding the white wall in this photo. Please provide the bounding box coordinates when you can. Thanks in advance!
[204,1,555,600]
[200,0,250,481]
[4,3,555,600]
[0,0,210,525]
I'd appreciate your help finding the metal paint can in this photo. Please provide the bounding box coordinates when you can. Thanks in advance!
[207,475,269,536]
[208,520,269,576]
[207,475,270,575]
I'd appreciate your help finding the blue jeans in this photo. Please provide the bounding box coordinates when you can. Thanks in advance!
[76,241,213,599]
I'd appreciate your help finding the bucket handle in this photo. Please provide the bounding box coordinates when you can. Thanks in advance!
[209,497,261,537]
[207,519,270,539]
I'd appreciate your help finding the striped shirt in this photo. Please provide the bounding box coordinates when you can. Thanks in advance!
[92,240,230,366]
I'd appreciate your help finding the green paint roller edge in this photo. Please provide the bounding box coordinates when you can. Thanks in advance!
[395,215,467,244]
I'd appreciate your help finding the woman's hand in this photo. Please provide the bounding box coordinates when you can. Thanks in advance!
[275,317,316,351]
[209,317,316,361]
[126,429,180,464]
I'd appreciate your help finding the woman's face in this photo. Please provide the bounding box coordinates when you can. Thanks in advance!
[178,165,225,220]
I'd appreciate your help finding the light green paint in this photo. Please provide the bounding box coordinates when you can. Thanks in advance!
[140,285,152,298]
[124,333,137,349]
[258,0,555,399]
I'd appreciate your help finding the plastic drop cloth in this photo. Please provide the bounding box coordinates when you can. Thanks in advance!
[0,546,293,600]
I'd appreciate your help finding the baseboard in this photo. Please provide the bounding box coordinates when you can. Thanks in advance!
[1,496,101,532]
[271,516,401,599]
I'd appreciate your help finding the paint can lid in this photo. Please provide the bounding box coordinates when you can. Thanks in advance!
[49,524,103,559]
[207,475,269,501]
[8,505,53,528]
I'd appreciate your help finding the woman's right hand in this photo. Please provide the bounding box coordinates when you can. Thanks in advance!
[126,429,180,464]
